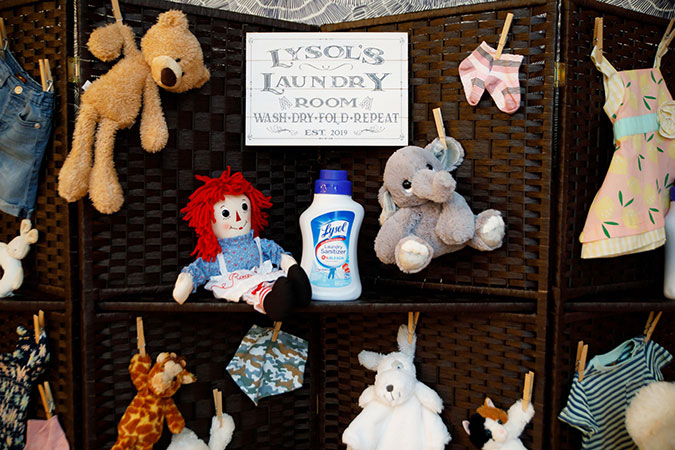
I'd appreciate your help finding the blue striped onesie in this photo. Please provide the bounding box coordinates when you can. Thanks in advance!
[559,337,672,449]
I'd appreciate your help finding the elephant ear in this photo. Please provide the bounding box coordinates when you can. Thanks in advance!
[378,185,398,225]
[425,137,465,172]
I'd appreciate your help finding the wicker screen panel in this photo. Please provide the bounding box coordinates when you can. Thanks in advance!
[550,311,675,450]
[319,313,545,449]
[321,0,555,297]
[0,311,75,447]
[557,0,675,300]
[86,312,314,450]
[0,0,70,298]
[77,0,317,298]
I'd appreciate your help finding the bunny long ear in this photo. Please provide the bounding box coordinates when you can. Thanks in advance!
[378,186,397,225]
[20,219,32,236]
[25,229,38,244]
[425,137,465,172]
[358,350,384,371]
[397,324,416,357]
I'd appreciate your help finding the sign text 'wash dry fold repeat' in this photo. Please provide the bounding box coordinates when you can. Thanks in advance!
[246,32,408,146]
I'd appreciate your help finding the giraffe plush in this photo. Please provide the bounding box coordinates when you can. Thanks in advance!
[112,352,196,450]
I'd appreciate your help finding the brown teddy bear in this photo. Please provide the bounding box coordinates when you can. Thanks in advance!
[58,10,210,214]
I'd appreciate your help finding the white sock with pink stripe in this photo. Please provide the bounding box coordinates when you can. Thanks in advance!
[458,42,495,105]
[485,52,524,114]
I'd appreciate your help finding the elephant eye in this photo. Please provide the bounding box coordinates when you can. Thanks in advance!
[402,180,412,190]
[426,164,433,170]
[221,209,230,218]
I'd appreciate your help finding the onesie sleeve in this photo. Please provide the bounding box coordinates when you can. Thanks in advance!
[645,340,673,377]
[259,238,289,267]
[559,378,599,436]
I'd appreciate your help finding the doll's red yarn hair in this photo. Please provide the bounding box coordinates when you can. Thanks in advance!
[182,168,272,262]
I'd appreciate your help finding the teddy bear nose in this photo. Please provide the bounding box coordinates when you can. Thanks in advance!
[386,385,394,392]
[161,67,177,87]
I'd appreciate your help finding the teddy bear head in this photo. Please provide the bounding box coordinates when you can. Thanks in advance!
[358,325,419,407]
[141,10,210,93]
[148,352,196,398]
[7,219,38,260]
[379,137,465,224]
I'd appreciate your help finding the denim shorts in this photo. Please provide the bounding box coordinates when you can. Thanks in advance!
[0,49,54,218]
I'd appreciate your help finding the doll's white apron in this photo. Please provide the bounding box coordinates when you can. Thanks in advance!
[205,237,285,303]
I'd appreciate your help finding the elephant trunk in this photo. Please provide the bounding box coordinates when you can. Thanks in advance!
[412,170,456,203]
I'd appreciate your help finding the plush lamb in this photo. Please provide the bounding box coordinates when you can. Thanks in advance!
[462,398,535,450]
[626,381,675,450]
[0,219,38,298]
[374,137,505,274]
[167,415,235,450]
[342,324,451,450]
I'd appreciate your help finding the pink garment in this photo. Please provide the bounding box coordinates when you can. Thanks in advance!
[24,416,69,450]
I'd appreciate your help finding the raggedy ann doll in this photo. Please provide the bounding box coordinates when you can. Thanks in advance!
[173,168,311,320]
[0,326,49,450]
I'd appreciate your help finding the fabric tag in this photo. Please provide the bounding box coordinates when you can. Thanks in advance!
[15,73,27,83]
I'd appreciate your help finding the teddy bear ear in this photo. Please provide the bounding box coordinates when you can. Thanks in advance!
[358,350,383,371]
[462,420,471,436]
[157,10,189,29]
[425,137,465,172]
[378,186,397,225]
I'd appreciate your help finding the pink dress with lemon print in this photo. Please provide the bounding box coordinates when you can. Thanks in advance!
[580,47,675,258]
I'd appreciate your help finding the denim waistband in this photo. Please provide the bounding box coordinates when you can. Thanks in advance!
[0,48,54,110]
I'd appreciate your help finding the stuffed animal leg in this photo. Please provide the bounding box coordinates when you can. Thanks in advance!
[166,415,235,450]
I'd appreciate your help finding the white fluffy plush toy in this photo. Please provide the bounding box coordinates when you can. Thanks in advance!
[342,324,451,450]
[462,398,535,450]
[626,381,675,450]
[0,219,38,298]
[166,415,235,450]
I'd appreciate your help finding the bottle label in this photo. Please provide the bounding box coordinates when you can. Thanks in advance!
[309,210,354,288]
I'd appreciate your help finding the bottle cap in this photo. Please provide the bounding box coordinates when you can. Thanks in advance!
[671,186,675,201]
[315,170,352,195]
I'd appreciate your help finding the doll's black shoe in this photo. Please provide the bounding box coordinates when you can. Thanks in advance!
[287,264,312,306]
[263,277,295,321]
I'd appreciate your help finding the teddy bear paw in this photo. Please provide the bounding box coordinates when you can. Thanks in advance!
[396,238,432,273]
[476,213,505,249]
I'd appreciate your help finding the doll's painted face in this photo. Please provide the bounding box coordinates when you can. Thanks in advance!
[212,194,251,239]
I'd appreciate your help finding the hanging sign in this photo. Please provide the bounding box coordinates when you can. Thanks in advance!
[246,32,408,146]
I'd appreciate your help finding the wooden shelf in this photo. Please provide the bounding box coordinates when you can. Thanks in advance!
[564,289,675,312]
[0,299,66,312]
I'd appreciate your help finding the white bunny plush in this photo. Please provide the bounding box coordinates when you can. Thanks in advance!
[342,325,451,450]
[166,414,235,450]
[0,219,38,298]
[462,398,535,450]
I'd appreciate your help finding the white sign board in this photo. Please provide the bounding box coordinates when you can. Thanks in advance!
[246,32,408,146]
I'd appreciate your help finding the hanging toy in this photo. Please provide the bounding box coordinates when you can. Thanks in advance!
[0,219,38,298]
[462,397,535,450]
[342,324,451,450]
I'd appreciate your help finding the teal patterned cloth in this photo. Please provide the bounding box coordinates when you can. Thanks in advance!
[227,325,308,405]
[0,326,50,450]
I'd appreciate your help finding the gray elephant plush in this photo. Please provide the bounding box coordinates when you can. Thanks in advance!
[374,137,505,274]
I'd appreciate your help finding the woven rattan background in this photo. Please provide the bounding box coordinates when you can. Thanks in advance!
[555,0,675,300]
[322,0,555,299]
[550,311,675,449]
[0,311,75,446]
[85,312,315,449]
[0,0,71,298]
[77,0,556,302]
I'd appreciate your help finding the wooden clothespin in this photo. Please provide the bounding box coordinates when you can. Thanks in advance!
[655,19,675,69]
[212,388,223,426]
[136,317,146,357]
[38,381,54,419]
[0,18,7,60]
[522,371,534,411]
[644,311,662,343]
[38,59,53,92]
[407,311,420,344]
[271,321,282,343]
[111,0,123,22]
[495,13,514,60]
[575,340,588,382]
[594,17,603,63]
[33,310,45,344]
[432,108,447,150]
